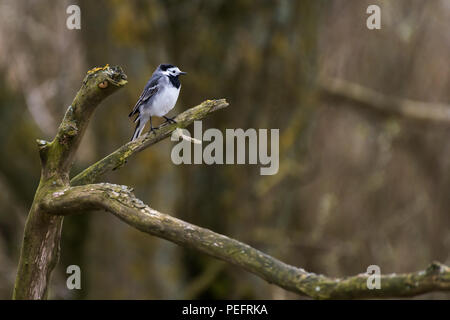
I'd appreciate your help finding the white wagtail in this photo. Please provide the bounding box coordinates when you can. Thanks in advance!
[129,64,187,141]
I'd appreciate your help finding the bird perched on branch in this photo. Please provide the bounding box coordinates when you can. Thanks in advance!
[129,64,187,141]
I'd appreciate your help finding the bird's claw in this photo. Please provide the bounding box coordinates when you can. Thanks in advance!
[163,116,177,124]
[150,127,158,134]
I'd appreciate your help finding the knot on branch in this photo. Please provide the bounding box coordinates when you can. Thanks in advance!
[98,81,108,89]
[58,121,78,142]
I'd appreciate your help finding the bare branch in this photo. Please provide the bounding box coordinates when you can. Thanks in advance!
[13,64,227,300]
[16,65,449,300]
[71,99,229,186]
[41,183,450,299]
[319,76,450,124]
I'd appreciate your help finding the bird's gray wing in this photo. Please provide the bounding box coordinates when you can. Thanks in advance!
[128,75,162,117]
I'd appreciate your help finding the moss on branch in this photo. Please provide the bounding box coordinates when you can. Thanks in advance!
[13,65,127,300]
[71,99,228,186]
[43,65,127,181]
[41,183,450,299]
[16,65,448,300]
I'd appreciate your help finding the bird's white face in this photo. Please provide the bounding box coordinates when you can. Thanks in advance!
[163,67,186,77]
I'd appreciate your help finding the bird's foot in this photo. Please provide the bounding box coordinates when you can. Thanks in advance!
[149,126,158,134]
[163,116,177,124]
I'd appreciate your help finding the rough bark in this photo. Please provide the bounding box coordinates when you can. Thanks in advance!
[13,65,127,300]
[41,183,450,299]
[13,65,450,299]
[71,99,228,186]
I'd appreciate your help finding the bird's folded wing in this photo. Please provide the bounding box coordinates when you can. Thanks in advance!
[128,77,161,117]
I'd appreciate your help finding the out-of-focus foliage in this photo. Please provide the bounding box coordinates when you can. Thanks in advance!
[0,0,449,299]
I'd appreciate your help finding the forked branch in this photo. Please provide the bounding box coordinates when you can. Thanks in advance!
[15,65,450,300]
[13,65,128,300]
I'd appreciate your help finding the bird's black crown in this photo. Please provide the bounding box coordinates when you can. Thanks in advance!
[159,64,175,71]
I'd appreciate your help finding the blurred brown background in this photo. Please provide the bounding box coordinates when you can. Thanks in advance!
[0,0,449,299]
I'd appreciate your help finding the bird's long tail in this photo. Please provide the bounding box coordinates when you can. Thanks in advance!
[131,115,147,141]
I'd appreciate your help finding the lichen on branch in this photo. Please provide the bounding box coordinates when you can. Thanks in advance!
[43,65,128,181]
[71,99,229,186]
[14,65,450,300]
[41,182,450,299]
[13,65,127,300]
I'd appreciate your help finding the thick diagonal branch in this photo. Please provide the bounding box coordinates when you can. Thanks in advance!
[41,183,450,299]
[71,99,228,186]
[319,76,450,124]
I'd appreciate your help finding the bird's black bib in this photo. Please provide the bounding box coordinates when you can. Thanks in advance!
[168,75,181,89]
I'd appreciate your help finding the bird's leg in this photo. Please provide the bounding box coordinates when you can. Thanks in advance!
[149,117,157,134]
[163,116,177,124]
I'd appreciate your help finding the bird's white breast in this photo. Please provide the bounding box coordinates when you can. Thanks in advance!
[150,85,180,117]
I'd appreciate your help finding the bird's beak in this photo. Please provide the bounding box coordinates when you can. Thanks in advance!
[179,71,187,75]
